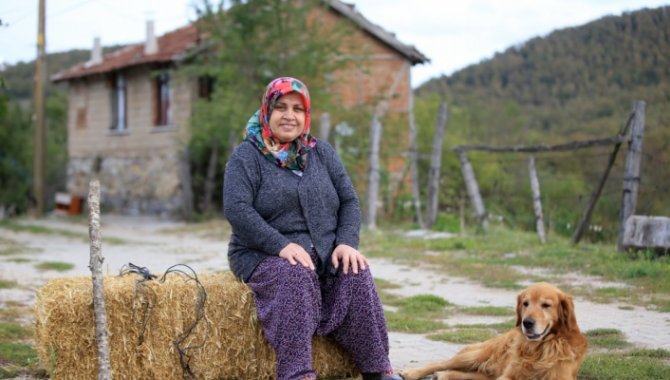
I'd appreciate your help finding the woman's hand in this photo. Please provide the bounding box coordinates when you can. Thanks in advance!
[278,243,315,271]
[331,244,368,274]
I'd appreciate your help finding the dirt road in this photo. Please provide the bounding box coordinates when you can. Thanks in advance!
[1,215,668,373]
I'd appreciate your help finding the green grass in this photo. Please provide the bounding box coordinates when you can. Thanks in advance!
[0,219,130,245]
[384,311,447,333]
[0,321,40,379]
[453,319,516,332]
[5,257,31,263]
[34,261,75,272]
[382,294,451,333]
[0,219,85,239]
[374,277,402,290]
[390,294,450,318]
[585,328,631,349]
[0,246,23,256]
[0,343,39,377]
[428,327,498,344]
[578,350,670,379]
[0,323,30,341]
[459,305,513,316]
[0,279,18,289]
[0,235,24,256]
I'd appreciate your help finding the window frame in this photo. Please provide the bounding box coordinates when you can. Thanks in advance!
[154,71,173,127]
[110,72,128,132]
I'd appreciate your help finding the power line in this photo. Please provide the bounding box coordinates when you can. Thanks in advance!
[97,0,145,22]
[49,0,97,18]
[5,0,96,26]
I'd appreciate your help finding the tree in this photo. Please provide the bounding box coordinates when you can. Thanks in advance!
[186,0,354,215]
[0,86,33,215]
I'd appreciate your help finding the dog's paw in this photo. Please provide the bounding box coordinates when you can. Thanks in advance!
[397,370,430,380]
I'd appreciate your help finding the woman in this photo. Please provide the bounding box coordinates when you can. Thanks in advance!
[223,77,400,380]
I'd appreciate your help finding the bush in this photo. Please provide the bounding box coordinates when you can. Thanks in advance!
[432,212,460,233]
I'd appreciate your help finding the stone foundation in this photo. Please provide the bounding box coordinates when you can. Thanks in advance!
[67,153,183,217]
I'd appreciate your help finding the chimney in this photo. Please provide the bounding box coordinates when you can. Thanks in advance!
[144,20,158,55]
[86,37,103,67]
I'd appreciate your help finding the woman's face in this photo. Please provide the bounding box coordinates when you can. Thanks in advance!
[269,92,306,143]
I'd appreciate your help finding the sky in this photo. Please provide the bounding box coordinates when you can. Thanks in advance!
[1,0,668,86]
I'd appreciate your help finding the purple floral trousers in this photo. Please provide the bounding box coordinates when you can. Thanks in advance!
[247,255,392,380]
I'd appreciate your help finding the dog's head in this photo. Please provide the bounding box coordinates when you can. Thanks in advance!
[515,282,578,341]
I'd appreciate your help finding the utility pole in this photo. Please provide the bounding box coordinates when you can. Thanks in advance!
[33,0,46,216]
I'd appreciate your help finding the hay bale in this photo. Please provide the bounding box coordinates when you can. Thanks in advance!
[34,271,358,379]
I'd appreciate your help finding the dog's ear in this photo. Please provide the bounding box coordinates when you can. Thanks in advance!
[515,291,524,327]
[559,292,578,331]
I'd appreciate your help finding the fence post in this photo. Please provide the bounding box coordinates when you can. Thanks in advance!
[528,155,546,243]
[365,113,382,229]
[426,101,448,228]
[456,149,488,232]
[617,100,646,251]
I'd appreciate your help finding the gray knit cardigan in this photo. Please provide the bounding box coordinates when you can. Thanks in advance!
[223,140,362,282]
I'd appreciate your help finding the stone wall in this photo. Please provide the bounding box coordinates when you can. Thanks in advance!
[68,151,183,217]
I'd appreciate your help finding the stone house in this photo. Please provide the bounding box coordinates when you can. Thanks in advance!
[52,0,429,216]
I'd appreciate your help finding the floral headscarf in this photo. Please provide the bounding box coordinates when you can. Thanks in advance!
[244,77,317,170]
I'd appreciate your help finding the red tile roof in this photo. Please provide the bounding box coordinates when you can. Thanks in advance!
[51,24,202,82]
[52,1,428,83]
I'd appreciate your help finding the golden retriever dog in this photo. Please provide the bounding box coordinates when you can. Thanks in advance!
[400,282,587,380]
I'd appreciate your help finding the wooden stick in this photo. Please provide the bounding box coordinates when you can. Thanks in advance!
[571,110,636,245]
[88,180,112,380]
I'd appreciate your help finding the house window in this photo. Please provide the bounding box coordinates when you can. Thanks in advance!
[198,76,215,100]
[76,108,87,129]
[111,73,127,131]
[154,71,172,126]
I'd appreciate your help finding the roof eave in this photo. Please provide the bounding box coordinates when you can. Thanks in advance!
[326,0,430,65]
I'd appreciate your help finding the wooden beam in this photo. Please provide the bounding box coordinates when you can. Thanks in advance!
[453,135,625,154]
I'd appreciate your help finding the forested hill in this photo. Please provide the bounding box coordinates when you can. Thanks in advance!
[414,5,669,233]
[1,46,124,103]
[418,5,669,140]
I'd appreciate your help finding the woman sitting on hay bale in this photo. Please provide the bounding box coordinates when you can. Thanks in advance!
[223,76,401,380]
